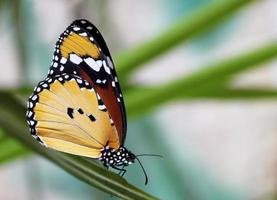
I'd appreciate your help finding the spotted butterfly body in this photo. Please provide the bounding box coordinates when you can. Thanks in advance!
[26,19,135,169]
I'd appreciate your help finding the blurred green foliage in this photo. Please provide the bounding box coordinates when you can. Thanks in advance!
[0,0,276,199]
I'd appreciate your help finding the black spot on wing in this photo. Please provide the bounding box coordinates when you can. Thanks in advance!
[78,108,84,114]
[67,107,74,119]
[88,114,96,122]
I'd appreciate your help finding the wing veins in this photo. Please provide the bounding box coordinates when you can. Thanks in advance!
[37,119,104,147]
[36,82,105,147]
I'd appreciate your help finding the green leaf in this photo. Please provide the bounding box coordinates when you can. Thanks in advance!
[115,0,256,81]
[0,93,158,200]
[125,43,277,117]
[0,137,29,163]
[182,87,277,100]
[128,86,277,100]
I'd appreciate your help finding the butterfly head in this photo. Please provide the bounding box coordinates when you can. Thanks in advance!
[99,145,159,185]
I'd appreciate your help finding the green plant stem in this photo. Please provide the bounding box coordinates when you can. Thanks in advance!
[115,0,255,81]
[125,43,277,116]
[0,93,158,200]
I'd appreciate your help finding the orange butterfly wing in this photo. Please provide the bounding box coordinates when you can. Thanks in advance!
[26,74,120,158]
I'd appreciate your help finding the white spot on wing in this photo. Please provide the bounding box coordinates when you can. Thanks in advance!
[79,32,87,37]
[73,27,80,31]
[107,57,114,69]
[69,54,82,64]
[60,57,67,64]
[96,60,102,67]
[103,60,110,74]
[98,105,106,110]
[84,57,100,71]
[77,79,82,84]
[111,81,115,87]
[28,111,32,117]
[32,95,37,101]
[53,62,58,68]
[60,65,64,71]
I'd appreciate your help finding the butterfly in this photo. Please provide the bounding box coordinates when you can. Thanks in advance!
[26,19,150,184]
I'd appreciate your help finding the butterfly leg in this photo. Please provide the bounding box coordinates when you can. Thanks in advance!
[102,162,109,170]
[111,165,126,177]
[119,166,126,177]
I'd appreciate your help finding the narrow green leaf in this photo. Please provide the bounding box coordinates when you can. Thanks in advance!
[3,85,277,165]
[115,0,256,80]
[127,86,277,101]
[125,43,277,116]
[182,87,277,100]
[0,93,158,200]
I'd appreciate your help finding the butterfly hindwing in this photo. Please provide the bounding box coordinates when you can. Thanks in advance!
[47,19,127,145]
[26,74,120,158]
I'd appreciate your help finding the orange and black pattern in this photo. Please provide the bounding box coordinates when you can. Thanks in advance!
[26,74,120,158]
[48,19,127,144]
[26,20,138,173]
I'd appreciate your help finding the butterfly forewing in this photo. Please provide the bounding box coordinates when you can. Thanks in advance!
[47,19,127,145]
[26,74,120,158]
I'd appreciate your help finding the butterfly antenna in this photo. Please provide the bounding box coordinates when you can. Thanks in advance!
[135,154,163,159]
[135,157,148,185]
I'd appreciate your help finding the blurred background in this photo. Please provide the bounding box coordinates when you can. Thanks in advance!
[0,0,277,200]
